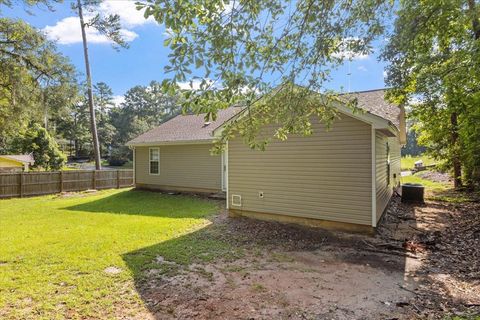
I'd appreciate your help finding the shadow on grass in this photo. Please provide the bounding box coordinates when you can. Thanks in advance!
[121,194,480,318]
[120,221,242,318]
[64,189,220,219]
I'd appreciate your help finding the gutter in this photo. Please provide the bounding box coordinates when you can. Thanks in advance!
[126,139,214,147]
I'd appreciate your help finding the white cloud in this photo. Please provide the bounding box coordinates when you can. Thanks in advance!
[98,1,155,28]
[357,65,367,72]
[163,27,174,37]
[383,70,388,79]
[177,79,216,90]
[112,95,125,106]
[332,38,370,60]
[332,50,369,60]
[43,0,154,45]
[43,16,138,45]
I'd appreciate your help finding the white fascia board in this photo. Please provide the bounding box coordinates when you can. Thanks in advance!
[126,140,213,147]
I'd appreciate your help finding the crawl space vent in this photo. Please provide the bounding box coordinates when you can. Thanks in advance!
[231,194,242,207]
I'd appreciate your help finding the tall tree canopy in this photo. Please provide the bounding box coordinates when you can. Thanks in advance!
[0,18,77,150]
[72,0,130,169]
[140,0,393,148]
[382,0,480,187]
[110,81,180,160]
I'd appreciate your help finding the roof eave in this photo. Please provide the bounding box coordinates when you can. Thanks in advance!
[126,139,214,147]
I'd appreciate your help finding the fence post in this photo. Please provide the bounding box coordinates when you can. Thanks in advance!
[60,171,64,193]
[19,172,24,198]
[117,170,120,189]
[92,170,96,190]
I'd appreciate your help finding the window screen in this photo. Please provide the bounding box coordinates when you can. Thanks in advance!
[149,148,160,174]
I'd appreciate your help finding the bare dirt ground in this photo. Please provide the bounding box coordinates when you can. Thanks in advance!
[135,195,480,320]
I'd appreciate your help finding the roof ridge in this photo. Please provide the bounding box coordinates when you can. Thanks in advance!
[340,88,391,95]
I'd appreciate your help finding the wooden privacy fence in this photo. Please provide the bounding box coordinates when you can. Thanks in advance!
[0,170,134,199]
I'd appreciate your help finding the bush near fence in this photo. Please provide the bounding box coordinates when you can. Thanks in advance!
[0,170,133,198]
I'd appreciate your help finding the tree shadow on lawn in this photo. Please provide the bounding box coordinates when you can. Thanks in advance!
[64,189,220,219]
[120,212,418,319]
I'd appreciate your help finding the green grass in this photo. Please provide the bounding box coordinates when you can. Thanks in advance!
[400,173,451,193]
[401,155,436,171]
[0,189,231,319]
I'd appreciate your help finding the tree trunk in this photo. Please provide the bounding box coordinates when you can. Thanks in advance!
[450,112,462,189]
[74,139,79,158]
[467,0,480,40]
[78,0,101,170]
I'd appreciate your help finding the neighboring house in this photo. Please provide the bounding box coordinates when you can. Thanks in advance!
[127,89,406,233]
[0,155,35,173]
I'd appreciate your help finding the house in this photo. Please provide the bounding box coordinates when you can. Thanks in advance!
[127,89,406,233]
[0,154,35,173]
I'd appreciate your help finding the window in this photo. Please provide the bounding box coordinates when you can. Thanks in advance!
[149,148,160,175]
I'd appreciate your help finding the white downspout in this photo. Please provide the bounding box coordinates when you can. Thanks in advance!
[132,147,136,186]
[371,126,377,227]
[225,141,229,209]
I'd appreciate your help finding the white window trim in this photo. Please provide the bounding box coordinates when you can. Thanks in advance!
[149,147,160,175]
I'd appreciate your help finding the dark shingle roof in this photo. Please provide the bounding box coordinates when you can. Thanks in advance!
[127,107,243,145]
[341,89,400,128]
[127,89,399,145]
[0,154,34,164]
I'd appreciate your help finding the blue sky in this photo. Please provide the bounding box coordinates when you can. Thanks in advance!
[3,1,388,103]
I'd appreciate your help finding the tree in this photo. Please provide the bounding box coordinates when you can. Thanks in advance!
[93,82,115,157]
[72,0,129,170]
[56,94,92,158]
[0,0,59,12]
[10,123,66,171]
[382,0,480,188]
[139,0,393,150]
[402,127,426,157]
[0,18,77,151]
[109,81,180,160]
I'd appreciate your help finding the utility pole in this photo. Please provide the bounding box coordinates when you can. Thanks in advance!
[78,0,101,170]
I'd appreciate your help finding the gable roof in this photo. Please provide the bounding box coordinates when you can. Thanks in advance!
[340,89,400,129]
[0,154,34,164]
[127,107,243,146]
[127,89,401,146]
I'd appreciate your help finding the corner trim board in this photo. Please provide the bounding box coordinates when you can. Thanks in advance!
[371,125,377,227]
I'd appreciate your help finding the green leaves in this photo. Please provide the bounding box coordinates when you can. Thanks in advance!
[139,0,392,150]
[0,18,77,148]
[383,0,480,187]
[11,123,67,170]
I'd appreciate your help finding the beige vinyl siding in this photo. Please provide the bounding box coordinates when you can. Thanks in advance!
[375,131,401,222]
[0,158,23,168]
[228,115,373,226]
[135,144,221,192]
[390,136,401,187]
[0,158,24,173]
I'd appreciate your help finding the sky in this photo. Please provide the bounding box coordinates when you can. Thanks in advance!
[3,1,389,104]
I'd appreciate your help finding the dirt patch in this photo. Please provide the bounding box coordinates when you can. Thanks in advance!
[132,195,480,320]
[139,248,418,320]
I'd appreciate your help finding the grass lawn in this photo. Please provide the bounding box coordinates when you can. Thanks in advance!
[401,155,436,171]
[400,173,451,193]
[0,189,231,319]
